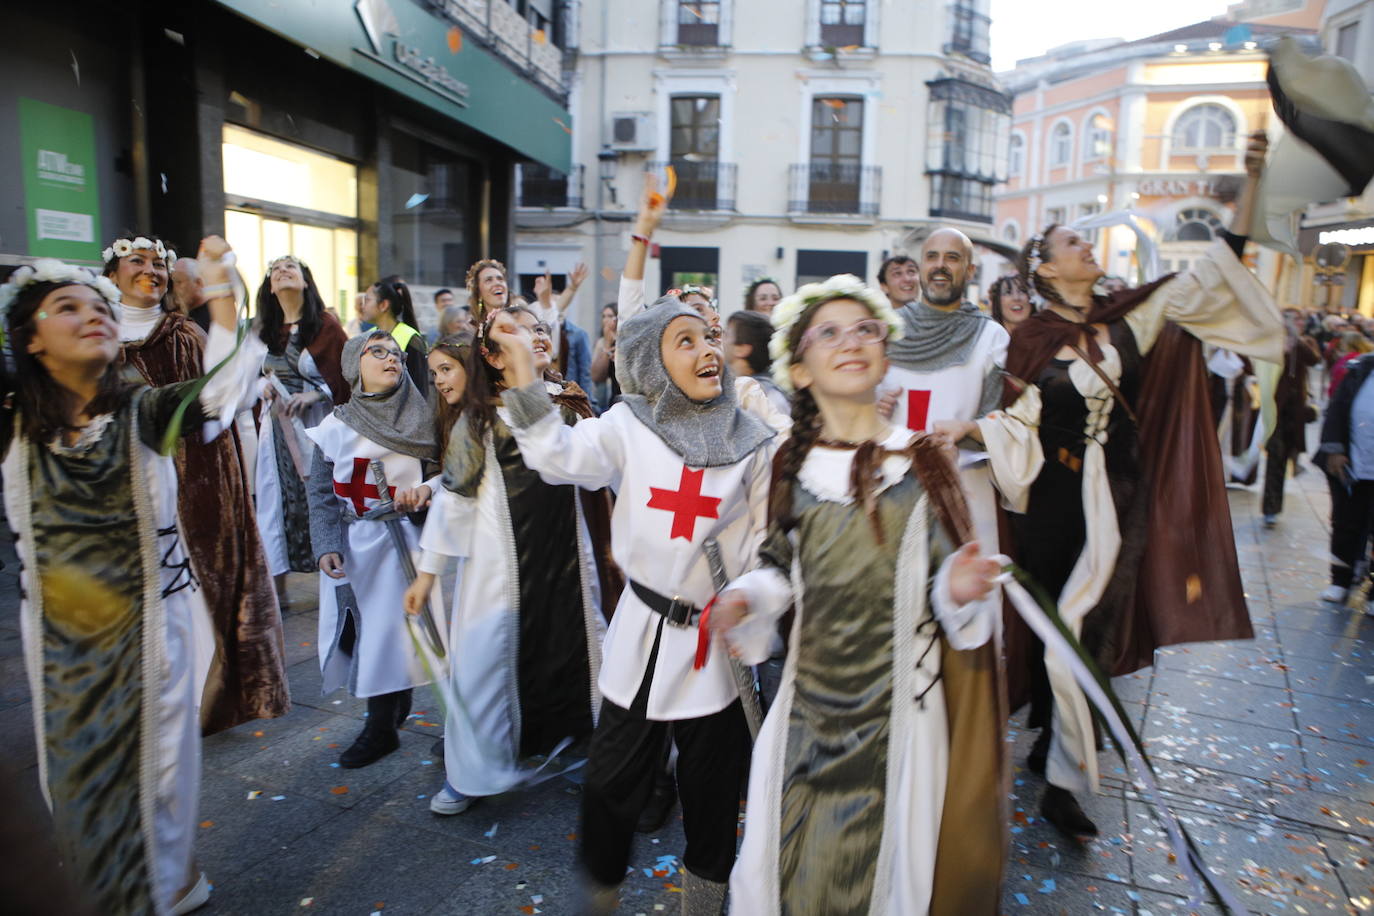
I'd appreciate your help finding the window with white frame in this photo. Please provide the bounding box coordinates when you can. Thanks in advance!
[947,0,991,64]
[820,0,866,47]
[1008,133,1025,178]
[1078,202,1101,242]
[1172,104,1237,150]
[1002,222,1019,243]
[676,1,721,46]
[1049,122,1072,167]
[1336,22,1359,61]
[1045,206,1066,227]
[1084,116,1111,160]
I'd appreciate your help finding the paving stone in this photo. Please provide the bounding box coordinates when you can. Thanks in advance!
[1147,669,1294,730]
[1126,801,1350,913]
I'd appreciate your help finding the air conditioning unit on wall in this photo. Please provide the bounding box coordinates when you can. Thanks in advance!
[609,112,655,152]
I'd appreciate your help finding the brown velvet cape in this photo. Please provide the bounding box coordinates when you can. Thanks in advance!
[121,311,290,734]
[1000,282,1252,697]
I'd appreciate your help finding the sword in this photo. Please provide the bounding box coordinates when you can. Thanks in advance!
[368,459,446,657]
[702,536,763,739]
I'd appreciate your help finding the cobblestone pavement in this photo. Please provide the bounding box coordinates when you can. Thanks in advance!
[0,465,1370,915]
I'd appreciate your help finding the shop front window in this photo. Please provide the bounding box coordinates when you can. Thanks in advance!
[221,125,359,319]
[388,130,476,289]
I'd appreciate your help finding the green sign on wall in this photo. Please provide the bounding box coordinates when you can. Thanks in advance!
[19,98,102,261]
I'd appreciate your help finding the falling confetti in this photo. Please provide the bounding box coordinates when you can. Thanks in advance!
[446,27,462,53]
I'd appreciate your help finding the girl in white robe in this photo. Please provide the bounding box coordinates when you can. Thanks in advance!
[306,331,444,769]
[406,306,609,815]
[5,240,264,916]
[713,277,1005,916]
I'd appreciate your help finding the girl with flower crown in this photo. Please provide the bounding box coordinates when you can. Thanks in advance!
[2,238,268,915]
[103,233,288,735]
[706,276,1006,916]
[940,133,1284,838]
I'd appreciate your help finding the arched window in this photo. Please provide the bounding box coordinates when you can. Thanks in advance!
[1002,221,1019,243]
[1049,122,1072,167]
[1168,207,1226,242]
[1008,133,1025,178]
[1172,104,1237,150]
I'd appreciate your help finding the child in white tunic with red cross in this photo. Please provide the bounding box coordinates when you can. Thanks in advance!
[491,293,777,916]
[306,330,445,769]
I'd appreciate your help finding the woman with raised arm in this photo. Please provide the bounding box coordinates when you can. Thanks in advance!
[105,233,288,734]
[4,238,267,915]
[253,256,350,599]
[942,133,1285,837]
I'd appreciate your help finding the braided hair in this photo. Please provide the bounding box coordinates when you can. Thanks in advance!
[768,300,828,531]
[1016,223,1065,310]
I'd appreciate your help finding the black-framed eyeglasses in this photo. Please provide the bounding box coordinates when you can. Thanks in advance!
[364,344,403,362]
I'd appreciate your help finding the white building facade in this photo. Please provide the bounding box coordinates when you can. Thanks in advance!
[514,0,1010,326]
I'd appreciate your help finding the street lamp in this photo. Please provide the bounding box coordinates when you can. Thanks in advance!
[598,146,621,206]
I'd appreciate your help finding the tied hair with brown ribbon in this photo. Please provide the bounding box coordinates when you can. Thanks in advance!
[812,433,975,548]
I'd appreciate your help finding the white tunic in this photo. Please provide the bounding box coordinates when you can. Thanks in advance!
[417,397,607,797]
[256,340,335,577]
[11,324,262,914]
[882,320,1009,554]
[724,430,999,916]
[305,415,443,698]
[506,403,774,720]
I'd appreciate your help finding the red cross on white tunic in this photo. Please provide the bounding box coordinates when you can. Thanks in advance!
[646,466,721,541]
[906,389,932,432]
[334,457,393,514]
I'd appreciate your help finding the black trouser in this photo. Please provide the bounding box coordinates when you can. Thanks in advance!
[579,624,751,886]
[1262,436,1298,517]
[1328,476,1374,588]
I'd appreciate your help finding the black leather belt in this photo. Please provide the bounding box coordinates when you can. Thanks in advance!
[629,580,702,628]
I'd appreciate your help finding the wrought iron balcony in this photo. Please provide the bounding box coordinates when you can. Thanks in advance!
[788,163,881,217]
[515,163,584,210]
[646,160,737,212]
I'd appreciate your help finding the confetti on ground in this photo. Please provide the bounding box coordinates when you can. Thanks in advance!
[1038,878,1056,894]
[299,898,313,907]
[199,820,214,828]
[246,790,261,800]
[1014,893,1029,905]
[329,786,349,795]
[252,730,264,737]
[271,795,286,801]
[505,863,519,870]
[484,823,500,838]
[470,856,497,865]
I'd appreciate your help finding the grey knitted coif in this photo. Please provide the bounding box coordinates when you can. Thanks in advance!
[614,295,773,468]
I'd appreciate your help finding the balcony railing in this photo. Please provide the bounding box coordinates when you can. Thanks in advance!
[788,163,881,217]
[428,0,568,98]
[516,163,584,209]
[647,160,737,211]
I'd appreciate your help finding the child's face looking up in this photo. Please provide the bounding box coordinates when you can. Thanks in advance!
[660,315,724,402]
[789,298,889,398]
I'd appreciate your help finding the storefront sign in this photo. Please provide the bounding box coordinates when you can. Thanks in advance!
[214,0,571,172]
[18,98,101,260]
[1298,218,1374,254]
[1136,178,1219,197]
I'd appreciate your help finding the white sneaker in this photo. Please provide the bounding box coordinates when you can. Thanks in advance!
[1320,584,1348,603]
[170,873,211,916]
[429,784,475,816]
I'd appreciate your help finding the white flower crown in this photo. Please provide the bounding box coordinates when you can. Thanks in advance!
[767,273,904,394]
[0,259,123,331]
[1025,233,1047,308]
[102,236,176,265]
